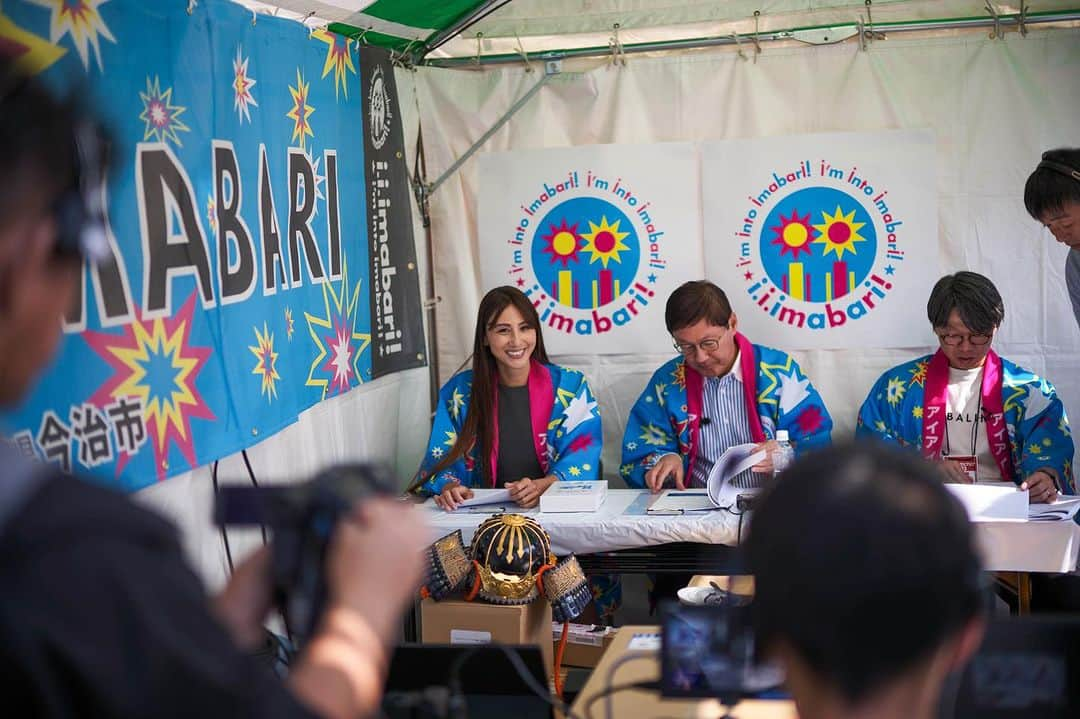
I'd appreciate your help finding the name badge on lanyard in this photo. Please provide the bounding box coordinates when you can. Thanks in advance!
[944,454,978,482]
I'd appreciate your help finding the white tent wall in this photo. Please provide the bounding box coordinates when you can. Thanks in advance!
[414,27,1080,484]
[134,66,433,590]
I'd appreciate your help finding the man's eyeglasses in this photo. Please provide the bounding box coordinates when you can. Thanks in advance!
[673,331,728,356]
[936,331,993,347]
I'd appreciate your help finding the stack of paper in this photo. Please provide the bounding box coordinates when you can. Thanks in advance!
[1028,495,1080,522]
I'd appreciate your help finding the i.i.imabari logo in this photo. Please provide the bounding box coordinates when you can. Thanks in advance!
[733,160,906,331]
[506,170,666,336]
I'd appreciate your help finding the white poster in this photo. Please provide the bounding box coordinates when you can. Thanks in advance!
[478,143,701,354]
[703,131,938,349]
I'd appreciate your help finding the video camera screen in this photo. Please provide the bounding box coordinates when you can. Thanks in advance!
[660,601,784,700]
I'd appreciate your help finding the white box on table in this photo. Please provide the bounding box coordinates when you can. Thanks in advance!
[540,480,607,513]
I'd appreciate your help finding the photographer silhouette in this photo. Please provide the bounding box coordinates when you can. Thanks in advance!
[0,59,427,719]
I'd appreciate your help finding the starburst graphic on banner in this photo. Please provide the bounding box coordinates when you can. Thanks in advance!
[84,293,214,480]
[26,0,115,72]
[249,322,281,401]
[232,44,258,123]
[301,147,327,218]
[304,260,370,400]
[284,307,295,341]
[312,28,355,99]
[0,10,67,75]
[139,75,190,146]
[287,67,315,150]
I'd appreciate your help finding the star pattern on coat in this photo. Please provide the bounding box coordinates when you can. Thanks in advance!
[562,388,598,433]
[776,370,811,414]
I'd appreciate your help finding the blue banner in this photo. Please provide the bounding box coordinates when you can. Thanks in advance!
[1,0,399,490]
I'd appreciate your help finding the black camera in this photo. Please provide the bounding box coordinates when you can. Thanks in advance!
[660,600,784,706]
[214,463,396,644]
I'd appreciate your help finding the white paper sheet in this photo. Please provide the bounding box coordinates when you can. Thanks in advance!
[946,483,1029,521]
[457,488,512,507]
[647,490,717,514]
[706,444,767,506]
[1028,495,1080,522]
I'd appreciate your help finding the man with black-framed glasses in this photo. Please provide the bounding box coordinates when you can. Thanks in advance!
[620,280,833,494]
[857,271,1075,502]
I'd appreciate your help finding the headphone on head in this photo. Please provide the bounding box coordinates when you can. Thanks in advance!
[1038,153,1080,183]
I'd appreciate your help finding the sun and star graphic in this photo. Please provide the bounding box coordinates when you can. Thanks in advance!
[770,205,866,260]
[540,216,631,268]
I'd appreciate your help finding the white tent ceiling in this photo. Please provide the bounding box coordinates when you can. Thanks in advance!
[233,1,1080,62]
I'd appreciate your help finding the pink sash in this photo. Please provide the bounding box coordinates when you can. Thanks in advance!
[489,360,553,486]
[922,349,1014,480]
[685,333,766,472]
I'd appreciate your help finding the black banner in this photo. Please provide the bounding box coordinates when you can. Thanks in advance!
[361,48,427,378]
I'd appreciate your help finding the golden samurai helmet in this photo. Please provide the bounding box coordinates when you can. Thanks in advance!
[421,514,592,622]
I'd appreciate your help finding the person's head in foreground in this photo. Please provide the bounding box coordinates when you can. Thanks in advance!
[0,61,102,405]
[1025,148,1080,249]
[926,271,1004,371]
[746,441,986,719]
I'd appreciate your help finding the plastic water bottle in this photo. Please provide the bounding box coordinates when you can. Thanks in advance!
[772,430,794,478]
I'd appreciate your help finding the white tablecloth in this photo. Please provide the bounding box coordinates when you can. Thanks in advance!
[421,489,1080,574]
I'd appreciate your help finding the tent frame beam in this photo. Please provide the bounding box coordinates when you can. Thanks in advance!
[420,8,1080,68]
[423,60,561,198]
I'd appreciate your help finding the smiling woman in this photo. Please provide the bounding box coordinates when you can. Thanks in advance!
[413,285,604,509]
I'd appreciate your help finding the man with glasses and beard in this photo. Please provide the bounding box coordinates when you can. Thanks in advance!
[857,271,1075,500]
[620,280,833,493]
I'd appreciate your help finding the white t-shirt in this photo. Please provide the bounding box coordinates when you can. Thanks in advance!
[945,366,1007,485]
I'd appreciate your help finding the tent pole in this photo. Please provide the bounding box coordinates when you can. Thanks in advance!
[426,60,561,197]
[421,9,1080,68]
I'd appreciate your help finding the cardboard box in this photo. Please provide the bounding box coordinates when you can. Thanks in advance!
[420,598,553,677]
[552,622,617,668]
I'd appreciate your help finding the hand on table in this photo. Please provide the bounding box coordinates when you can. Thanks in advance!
[434,481,474,511]
[1021,470,1058,504]
[644,454,684,493]
[506,475,556,508]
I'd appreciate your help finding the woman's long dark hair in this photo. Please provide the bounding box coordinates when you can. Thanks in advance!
[429,286,550,485]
